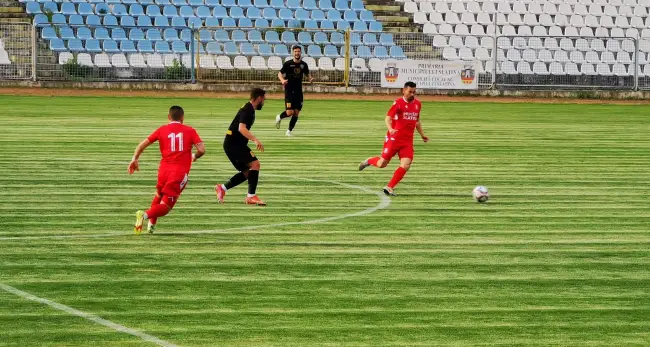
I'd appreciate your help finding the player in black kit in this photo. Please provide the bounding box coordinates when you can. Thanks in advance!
[276,45,313,137]
[215,88,267,206]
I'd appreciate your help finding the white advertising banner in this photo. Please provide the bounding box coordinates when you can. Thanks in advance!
[381,60,479,90]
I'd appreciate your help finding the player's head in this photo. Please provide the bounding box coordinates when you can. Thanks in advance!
[403,81,417,102]
[250,88,266,110]
[168,106,184,122]
[292,45,302,60]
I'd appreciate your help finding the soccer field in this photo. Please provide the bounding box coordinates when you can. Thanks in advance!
[1,94,649,347]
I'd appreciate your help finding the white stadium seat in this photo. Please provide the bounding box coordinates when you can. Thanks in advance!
[129,53,147,68]
[481,2,496,14]
[595,27,610,37]
[95,53,112,67]
[612,63,629,76]
[538,50,554,62]
[251,56,268,70]
[501,61,516,74]
[570,51,586,64]
[533,61,549,74]
[566,62,581,75]
[618,52,633,64]
[586,50,601,64]
[334,57,346,71]
[368,58,382,72]
[606,40,621,52]
[582,63,596,75]
[455,24,469,35]
[216,56,234,69]
[111,54,129,68]
[423,23,437,34]
[471,24,485,35]
[597,63,612,75]
[522,49,537,62]
[449,36,464,49]
[442,47,458,60]
[413,12,428,24]
[59,52,73,65]
[433,35,448,47]
[461,13,476,25]
[459,47,474,60]
[475,47,491,61]
[549,62,564,75]
[554,50,570,63]
[318,57,335,71]
[404,2,418,13]
[351,58,368,72]
[516,61,533,74]
[77,53,94,67]
[234,56,250,69]
[528,37,544,50]
[146,54,165,68]
[429,13,444,24]
[419,2,433,13]
[439,24,454,35]
[267,56,283,70]
[601,51,616,63]
[198,55,216,69]
[544,38,560,51]
[465,36,479,49]
[507,49,522,62]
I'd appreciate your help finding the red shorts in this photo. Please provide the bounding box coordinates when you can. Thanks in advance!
[156,170,189,198]
[381,138,414,160]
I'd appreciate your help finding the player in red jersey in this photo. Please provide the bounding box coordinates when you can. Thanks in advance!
[127,106,205,234]
[358,81,429,196]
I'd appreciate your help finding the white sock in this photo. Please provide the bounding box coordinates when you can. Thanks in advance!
[247,193,255,198]
[221,184,228,192]
[148,221,154,227]
[143,212,149,220]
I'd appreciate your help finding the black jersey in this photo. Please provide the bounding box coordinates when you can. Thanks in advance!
[224,102,255,147]
[280,59,310,94]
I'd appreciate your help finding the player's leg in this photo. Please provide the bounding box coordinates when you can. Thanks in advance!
[135,173,185,234]
[286,96,302,136]
[359,144,395,170]
[135,172,166,234]
[147,192,162,233]
[276,95,295,128]
[244,158,266,206]
[383,147,414,196]
[216,146,251,203]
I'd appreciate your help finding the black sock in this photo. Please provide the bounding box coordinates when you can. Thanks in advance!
[247,170,259,195]
[224,172,247,190]
[288,116,298,131]
[279,111,289,119]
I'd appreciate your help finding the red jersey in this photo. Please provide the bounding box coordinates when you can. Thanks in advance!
[386,97,422,144]
[147,121,203,172]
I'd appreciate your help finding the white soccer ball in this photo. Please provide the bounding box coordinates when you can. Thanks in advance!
[472,186,489,203]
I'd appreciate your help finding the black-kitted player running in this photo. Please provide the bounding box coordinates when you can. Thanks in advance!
[215,88,267,206]
[276,45,313,137]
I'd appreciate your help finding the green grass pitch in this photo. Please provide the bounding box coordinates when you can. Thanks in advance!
[0,94,649,346]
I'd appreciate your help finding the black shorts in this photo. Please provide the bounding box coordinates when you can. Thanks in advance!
[285,92,303,111]
[223,142,257,172]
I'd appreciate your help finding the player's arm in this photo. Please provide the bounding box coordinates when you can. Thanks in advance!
[192,142,205,162]
[278,64,288,86]
[128,138,153,174]
[416,120,430,143]
[239,123,264,152]
[385,102,398,135]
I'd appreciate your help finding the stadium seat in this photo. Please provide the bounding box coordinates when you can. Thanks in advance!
[298,32,313,45]
[239,18,253,27]
[203,42,221,55]
[240,42,256,55]
[353,21,368,31]
[331,32,344,45]
[224,42,238,54]
[373,46,388,59]
[154,41,171,53]
[314,32,329,45]
[317,57,333,70]
[270,0,284,9]
[287,0,300,9]
[279,8,293,20]
[180,29,192,42]
[307,45,323,58]
[390,46,406,59]
[258,43,273,56]
[265,31,281,44]
[234,55,250,69]
[84,39,102,53]
[129,53,147,68]
[324,44,339,57]
[66,38,84,52]
[238,0,253,8]
[337,21,350,31]
[351,58,367,71]
[248,55,266,70]
[321,20,335,30]
[42,27,58,40]
[273,44,289,56]
[247,7,262,19]
[59,27,75,40]
[222,18,236,27]
[281,31,297,45]
[232,30,247,42]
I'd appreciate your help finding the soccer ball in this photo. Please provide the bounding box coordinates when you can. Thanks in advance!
[472,186,489,203]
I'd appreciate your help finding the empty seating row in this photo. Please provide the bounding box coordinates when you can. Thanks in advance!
[24,0,369,11]
[404,0,650,15]
[421,22,650,38]
[498,60,645,76]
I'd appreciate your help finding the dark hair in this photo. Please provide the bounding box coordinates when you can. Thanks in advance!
[291,45,302,51]
[169,106,184,121]
[404,81,416,88]
[250,88,266,100]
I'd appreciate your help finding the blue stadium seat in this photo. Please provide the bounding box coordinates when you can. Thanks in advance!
[146,5,161,16]
[172,40,188,53]
[379,33,393,46]
[304,0,318,10]
[154,41,172,53]
[52,14,66,24]
[180,28,192,42]
[373,46,388,59]
[255,18,269,27]
[231,29,247,42]
[351,0,364,11]
[26,2,41,14]
[238,18,253,27]
[344,10,357,21]
[164,28,179,40]
[324,44,339,57]
[43,2,58,13]
[248,30,263,43]
[307,45,323,58]
[94,3,110,15]
[247,7,262,19]
[112,28,128,40]
[353,20,367,31]
[172,0,187,6]
[223,42,238,54]
[129,4,145,16]
[311,10,325,21]
[85,39,102,53]
[171,16,186,26]
[67,39,85,52]
[138,40,155,53]
[346,45,355,57]
[77,27,92,40]
[188,0,202,6]
[360,10,373,22]
[86,15,101,26]
[71,0,85,4]
[88,0,105,3]
[103,39,121,53]
[240,43,255,55]
[107,0,122,3]
[287,19,301,28]
[254,0,269,8]
[390,46,406,59]
[350,32,361,46]
[230,6,245,19]
[163,5,177,17]
[140,0,155,4]
[59,26,75,39]
[330,31,344,45]
[188,17,202,28]
[146,28,162,40]
[33,14,49,26]
[273,44,289,56]
[320,20,334,30]
[95,27,110,40]
[77,3,93,15]
[326,9,340,21]
[214,29,229,41]
[271,18,284,27]
[205,0,219,7]
[61,2,76,14]
[100,14,116,25]
[281,31,297,44]
[42,27,58,40]
[286,0,300,9]
[314,32,328,45]
[112,4,127,16]
[206,42,222,54]
[123,0,138,4]
[295,9,309,20]
[238,0,252,7]
[222,17,236,26]
[212,5,227,18]
[69,15,84,25]
[205,17,219,26]
[154,16,170,26]
[363,33,378,45]
[137,15,153,27]
[369,21,382,32]
[196,6,210,18]
[258,43,273,56]
[179,6,194,18]
[336,20,350,31]
[279,8,293,20]
[120,40,137,53]
[221,0,236,7]
[319,0,333,10]
[198,29,212,42]
[298,32,312,45]
[49,38,66,51]
[304,20,318,29]
[335,0,348,10]
[265,31,280,44]
[269,0,284,8]
[262,8,277,19]
[121,16,136,26]
[155,0,171,4]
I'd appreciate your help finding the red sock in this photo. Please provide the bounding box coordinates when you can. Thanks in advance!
[387,167,407,189]
[146,203,170,220]
[368,157,380,167]
[148,195,162,225]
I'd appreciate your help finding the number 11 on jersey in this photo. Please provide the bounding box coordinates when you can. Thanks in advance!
[168,132,183,152]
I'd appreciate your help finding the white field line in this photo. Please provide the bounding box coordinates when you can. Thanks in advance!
[0,282,181,347]
[0,174,391,240]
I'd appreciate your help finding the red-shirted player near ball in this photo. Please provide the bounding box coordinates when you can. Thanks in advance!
[358,81,429,196]
[127,106,205,234]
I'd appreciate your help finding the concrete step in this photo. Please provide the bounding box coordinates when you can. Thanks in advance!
[364,5,401,11]
[0,14,31,21]
[376,15,411,22]
[0,6,24,13]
